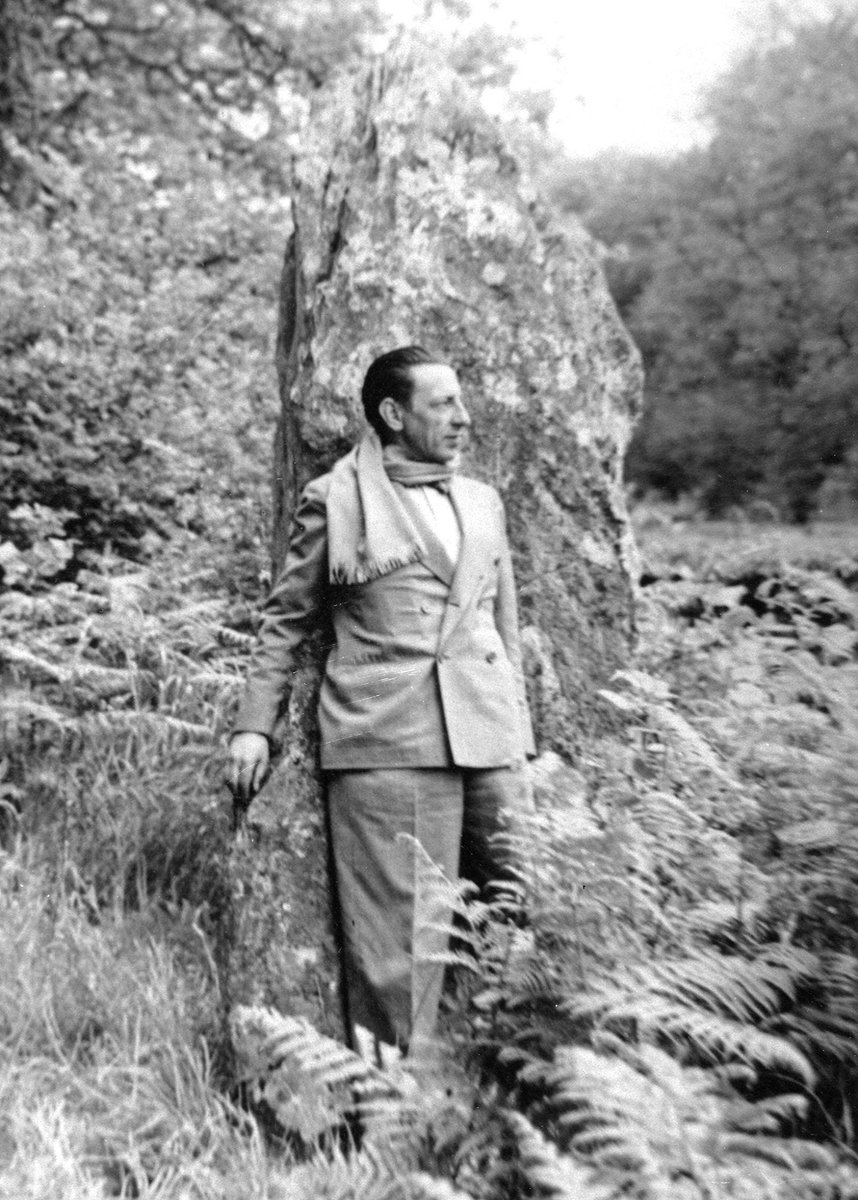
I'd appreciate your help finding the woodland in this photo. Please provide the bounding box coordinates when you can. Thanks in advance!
[551,9,858,523]
[1,2,857,1198]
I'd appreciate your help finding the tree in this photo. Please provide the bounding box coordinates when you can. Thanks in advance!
[0,0,389,567]
[556,7,858,520]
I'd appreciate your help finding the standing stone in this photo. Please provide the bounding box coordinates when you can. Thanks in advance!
[223,42,643,1043]
[220,651,344,1041]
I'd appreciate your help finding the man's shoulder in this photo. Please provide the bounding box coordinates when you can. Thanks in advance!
[301,472,333,502]
[453,474,504,510]
[300,446,359,507]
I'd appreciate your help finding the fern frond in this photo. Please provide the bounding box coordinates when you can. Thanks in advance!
[720,1092,808,1136]
[231,1006,381,1143]
[0,641,142,699]
[75,712,212,741]
[520,1046,680,1181]
[278,1143,474,1200]
[780,950,858,1073]
[568,952,815,1082]
[0,691,71,728]
[514,1036,834,1199]
[717,1132,836,1172]
[648,703,735,782]
[505,1110,615,1200]
[213,624,257,648]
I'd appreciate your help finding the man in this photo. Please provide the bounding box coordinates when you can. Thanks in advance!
[228,345,535,1061]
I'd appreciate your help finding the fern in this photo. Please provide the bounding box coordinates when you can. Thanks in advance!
[73,711,212,741]
[231,1006,398,1144]
[515,1037,842,1200]
[4,506,858,1194]
[566,952,815,1083]
[277,1143,474,1200]
[504,1111,614,1200]
[230,1006,532,1197]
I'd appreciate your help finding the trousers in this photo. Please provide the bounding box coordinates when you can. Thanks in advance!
[326,765,528,1059]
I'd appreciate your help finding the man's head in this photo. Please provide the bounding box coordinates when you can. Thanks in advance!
[361,345,470,465]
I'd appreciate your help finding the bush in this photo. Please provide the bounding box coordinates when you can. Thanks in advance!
[0,130,282,570]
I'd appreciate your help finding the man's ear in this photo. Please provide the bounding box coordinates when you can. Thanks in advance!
[378,396,404,435]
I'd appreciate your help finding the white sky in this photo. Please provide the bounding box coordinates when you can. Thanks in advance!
[381,0,775,157]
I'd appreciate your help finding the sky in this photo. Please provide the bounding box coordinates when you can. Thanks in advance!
[381,0,774,157]
[502,0,758,157]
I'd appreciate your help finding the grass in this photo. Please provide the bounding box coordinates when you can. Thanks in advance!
[0,514,857,1197]
[0,850,278,1198]
[634,511,858,584]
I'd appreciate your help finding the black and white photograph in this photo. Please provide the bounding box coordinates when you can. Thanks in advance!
[1,0,856,1195]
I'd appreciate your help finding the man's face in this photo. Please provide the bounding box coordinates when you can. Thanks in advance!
[389,363,471,465]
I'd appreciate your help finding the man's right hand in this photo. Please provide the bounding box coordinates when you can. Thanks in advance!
[226,732,270,805]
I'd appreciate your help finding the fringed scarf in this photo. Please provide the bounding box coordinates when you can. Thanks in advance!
[326,430,455,585]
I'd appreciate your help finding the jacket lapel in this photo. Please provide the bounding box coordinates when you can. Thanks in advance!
[419,534,456,587]
[437,477,493,650]
[394,486,456,586]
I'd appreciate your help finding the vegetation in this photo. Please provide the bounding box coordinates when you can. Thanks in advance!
[2,1,858,1195]
[2,506,857,1196]
[553,5,858,521]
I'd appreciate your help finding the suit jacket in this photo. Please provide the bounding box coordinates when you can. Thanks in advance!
[233,469,536,770]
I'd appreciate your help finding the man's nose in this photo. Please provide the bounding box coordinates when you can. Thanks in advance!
[452,398,471,426]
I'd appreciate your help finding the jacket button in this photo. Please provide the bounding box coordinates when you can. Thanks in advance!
[420,603,431,614]
[486,651,497,663]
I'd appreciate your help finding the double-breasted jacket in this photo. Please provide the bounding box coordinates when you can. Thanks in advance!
[233,470,535,770]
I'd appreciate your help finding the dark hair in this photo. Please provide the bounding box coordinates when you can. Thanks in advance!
[361,345,443,442]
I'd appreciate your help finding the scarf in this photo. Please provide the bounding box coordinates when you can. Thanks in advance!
[384,459,454,493]
[326,430,455,585]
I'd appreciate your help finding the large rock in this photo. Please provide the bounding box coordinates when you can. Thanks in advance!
[223,43,643,1043]
[220,652,344,1041]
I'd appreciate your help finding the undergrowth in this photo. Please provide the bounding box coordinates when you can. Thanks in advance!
[1,519,857,1197]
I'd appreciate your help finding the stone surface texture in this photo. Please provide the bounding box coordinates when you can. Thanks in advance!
[223,43,643,1042]
[220,653,344,1040]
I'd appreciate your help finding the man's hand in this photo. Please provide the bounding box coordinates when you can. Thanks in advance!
[227,732,270,805]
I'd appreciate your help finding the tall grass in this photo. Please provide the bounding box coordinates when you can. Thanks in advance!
[0,847,299,1198]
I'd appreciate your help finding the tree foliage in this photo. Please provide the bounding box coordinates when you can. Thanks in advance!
[0,136,284,564]
[0,0,386,569]
[556,7,858,521]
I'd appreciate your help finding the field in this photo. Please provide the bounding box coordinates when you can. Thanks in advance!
[0,516,856,1199]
